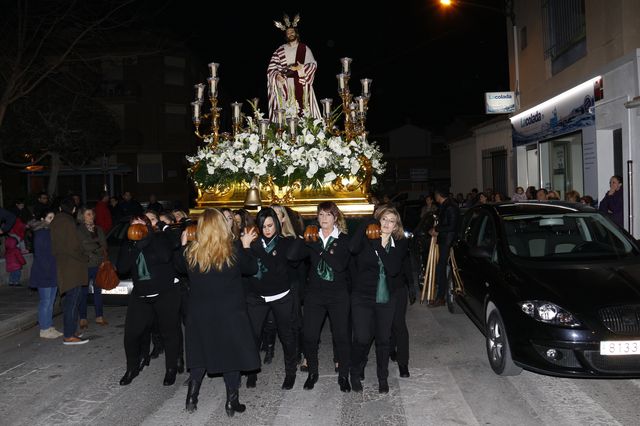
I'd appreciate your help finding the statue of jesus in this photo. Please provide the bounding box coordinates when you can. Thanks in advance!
[267,14,321,120]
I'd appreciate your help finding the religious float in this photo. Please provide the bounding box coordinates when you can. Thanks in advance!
[186,15,385,217]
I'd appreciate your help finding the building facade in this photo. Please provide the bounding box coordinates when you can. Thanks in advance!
[450,0,640,236]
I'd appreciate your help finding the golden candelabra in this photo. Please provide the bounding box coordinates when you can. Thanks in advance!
[188,57,377,216]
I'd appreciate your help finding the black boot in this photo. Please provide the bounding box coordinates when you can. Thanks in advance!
[303,373,319,390]
[246,373,257,388]
[263,345,275,364]
[177,357,185,374]
[185,379,202,413]
[350,374,363,392]
[338,375,351,392]
[398,364,410,378]
[378,379,389,394]
[119,369,139,386]
[225,389,246,417]
[163,368,177,386]
[282,374,296,390]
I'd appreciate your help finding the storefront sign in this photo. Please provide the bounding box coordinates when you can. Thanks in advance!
[485,92,516,114]
[510,76,602,146]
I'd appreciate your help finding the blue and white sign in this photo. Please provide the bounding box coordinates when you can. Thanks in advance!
[510,76,602,146]
[485,92,516,114]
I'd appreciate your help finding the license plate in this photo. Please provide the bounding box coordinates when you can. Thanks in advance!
[103,285,131,295]
[600,340,640,356]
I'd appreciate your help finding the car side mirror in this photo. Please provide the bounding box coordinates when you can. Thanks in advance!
[468,246,492,259]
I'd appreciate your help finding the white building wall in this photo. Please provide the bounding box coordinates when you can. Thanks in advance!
[474,120,514,194]
[449,136,477,195]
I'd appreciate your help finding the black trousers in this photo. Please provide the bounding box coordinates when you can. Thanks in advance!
[350,292,396,381]
[303,288,350,376]
[124,287,180,371]
[390,285,410,365]
[247,291,298,376]
[190,367,240,391]
[436,234,455,300]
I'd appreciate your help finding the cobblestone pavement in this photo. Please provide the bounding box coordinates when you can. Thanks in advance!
[1,303,640,425]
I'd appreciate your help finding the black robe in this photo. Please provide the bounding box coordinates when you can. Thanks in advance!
[174,242,260,374]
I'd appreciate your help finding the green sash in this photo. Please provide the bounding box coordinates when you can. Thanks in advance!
[136,252,151,281]
[254,237,278,280]
[375,239,392,303]
[316,236,335,282]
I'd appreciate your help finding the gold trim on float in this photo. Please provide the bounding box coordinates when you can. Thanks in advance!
[194,176,374,217]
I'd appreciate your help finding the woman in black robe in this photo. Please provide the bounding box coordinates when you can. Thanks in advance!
[348,206,408,393]
[175,208,259,417]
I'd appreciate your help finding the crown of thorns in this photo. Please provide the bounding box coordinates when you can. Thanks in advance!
[274,14,300,31]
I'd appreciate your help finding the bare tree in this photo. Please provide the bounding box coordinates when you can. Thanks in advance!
[0,0,170,203]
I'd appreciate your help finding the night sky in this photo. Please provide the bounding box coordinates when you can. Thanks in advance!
[151,0,509,135]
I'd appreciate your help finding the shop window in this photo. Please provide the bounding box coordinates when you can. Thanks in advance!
[538,133,583,198]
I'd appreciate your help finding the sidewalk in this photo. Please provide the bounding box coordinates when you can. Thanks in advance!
[0,285,60,339]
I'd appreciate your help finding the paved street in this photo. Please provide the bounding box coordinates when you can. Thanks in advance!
[1,301,640,426]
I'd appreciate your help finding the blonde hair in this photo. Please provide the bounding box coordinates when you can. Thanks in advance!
[271,205,297,238]
[185,208,235,273]
[374,206,405,240]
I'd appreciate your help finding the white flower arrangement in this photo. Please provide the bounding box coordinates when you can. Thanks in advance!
[187,108,385,191]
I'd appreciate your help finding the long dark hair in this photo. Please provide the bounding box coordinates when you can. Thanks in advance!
[256,207,282,237]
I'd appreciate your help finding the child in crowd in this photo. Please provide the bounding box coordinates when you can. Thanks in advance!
[5,236,26,286]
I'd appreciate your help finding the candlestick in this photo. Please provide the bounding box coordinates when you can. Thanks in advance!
[340,57,352,75]
[194,83,205,103]
[231,102,242,123]
[337,74,348,93]
[360,78,372,98]
[207,77,219,98]
[191,102,202,123]
[288,117,298,142]
[320,98,333,119]
[207,62,219,78]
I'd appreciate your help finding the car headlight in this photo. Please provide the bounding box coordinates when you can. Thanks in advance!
[520,301,581,327]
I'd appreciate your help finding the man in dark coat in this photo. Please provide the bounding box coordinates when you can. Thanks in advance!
[50,196,89,345]
[428,188,460,307]
[0,208,16,236]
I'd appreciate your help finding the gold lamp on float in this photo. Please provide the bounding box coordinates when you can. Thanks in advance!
[244,176,262,208]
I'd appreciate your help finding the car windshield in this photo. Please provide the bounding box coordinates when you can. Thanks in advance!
[501,212,637,260]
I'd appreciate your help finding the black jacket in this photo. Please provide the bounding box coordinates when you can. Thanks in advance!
[247,236,296,297]
[435,198,460,243]
[116,230,175,296]
[349,220,408,299]
[287,232,351,292]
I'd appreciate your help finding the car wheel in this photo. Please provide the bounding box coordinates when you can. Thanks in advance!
[485,309,522,376]
[446,265,461,314]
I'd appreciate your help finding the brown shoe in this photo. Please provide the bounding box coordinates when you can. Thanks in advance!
[79,319,89,330]
[428,298,445,308]
[95,317,108,326]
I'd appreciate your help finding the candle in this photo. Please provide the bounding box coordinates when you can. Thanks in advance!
[231,102,242,122]
[360,78,372,97]
[275,109,285,128]
[340,57,352,75]
[355,96,366,113]
[349,103,357,121]
[288,117,298,140]
[337,74,347,92]
[191,101,202,123]
[207,62,219,78]
[320,98,333,119]
[259,119,269,139]
[194,83,205,103]
[207,77,219,98]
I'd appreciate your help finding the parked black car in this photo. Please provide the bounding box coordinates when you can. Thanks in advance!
[449,201,640,378]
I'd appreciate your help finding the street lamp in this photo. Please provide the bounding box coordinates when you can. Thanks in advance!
[437,0,520,110]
